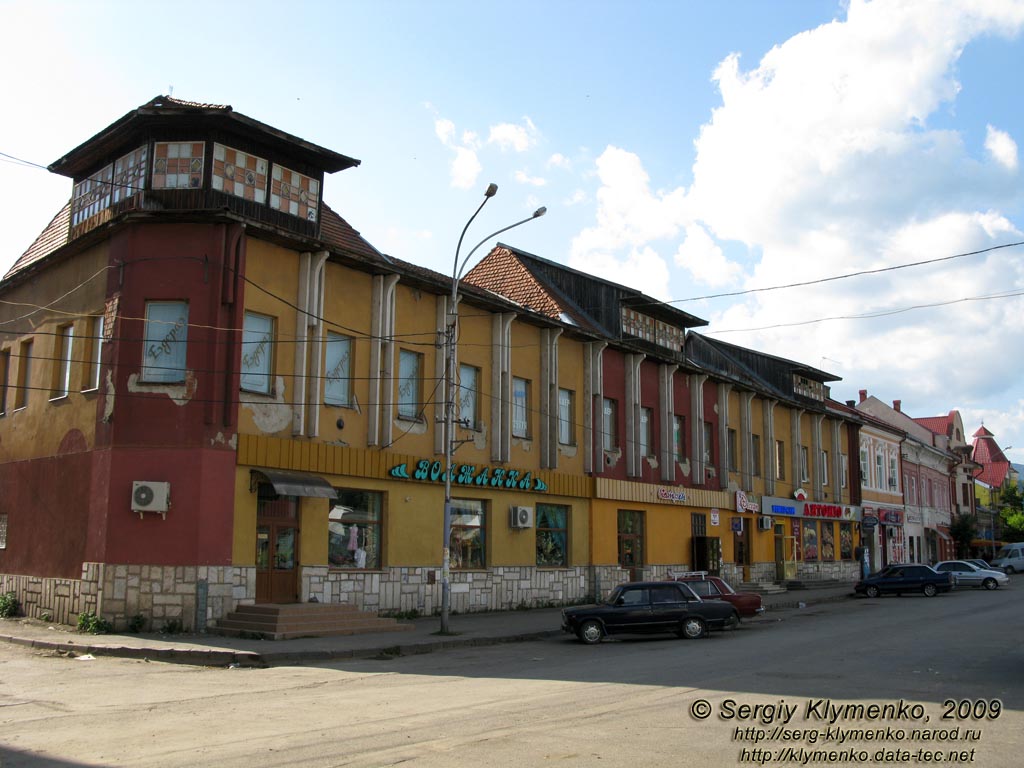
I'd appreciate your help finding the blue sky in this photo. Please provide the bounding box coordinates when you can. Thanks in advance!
[2,0,1023,461]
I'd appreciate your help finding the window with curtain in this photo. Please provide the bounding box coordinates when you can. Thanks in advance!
[673,415,686,462]
[640,407,652,457]
[324,332,353,406]
[536,504,569,567]
[397,349,422,419]
[142,301,189,383]
[458,364,479,429]
[240,311,274,394]
[512,377,530,437]
[557,388,574,444]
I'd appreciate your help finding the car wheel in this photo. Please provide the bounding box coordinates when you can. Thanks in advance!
[728,610,741,629]
[982,578,998,590]
[1006,566,1017,575]
[865,585,880,598]
[922,583,938,597]
[577,620,604,645]
[679,616,707,639]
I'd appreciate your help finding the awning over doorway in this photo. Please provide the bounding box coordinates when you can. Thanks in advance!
[928,528,952,542]
[250,469,338,499]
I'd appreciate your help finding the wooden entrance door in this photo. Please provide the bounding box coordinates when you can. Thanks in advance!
[256,496,299,604]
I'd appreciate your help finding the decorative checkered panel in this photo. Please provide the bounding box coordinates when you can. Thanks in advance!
[212,143,268,204]
[152,142,205,189]
[269,163,320,222]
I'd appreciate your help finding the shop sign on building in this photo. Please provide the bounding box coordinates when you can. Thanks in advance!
[389,460,548,492]
[735,490,760,514]
[658,487,687,504]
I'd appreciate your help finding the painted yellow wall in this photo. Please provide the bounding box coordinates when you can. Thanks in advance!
[232,468,258,565]
[299,496,331,565]
[508,320,543,468]
[0,244,108,461]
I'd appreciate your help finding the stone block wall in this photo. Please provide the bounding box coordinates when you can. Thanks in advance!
[0,571,95,625]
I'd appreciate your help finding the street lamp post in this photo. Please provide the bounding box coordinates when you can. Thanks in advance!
[440,185,546,634]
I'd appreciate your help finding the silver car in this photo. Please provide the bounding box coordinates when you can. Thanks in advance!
[933,560,1010,590]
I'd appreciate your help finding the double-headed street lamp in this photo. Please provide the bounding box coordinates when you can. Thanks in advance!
[440,184,546,634]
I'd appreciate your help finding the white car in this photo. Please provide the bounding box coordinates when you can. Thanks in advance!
[933,560,1010,590]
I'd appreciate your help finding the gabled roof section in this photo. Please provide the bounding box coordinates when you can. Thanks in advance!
[319,203,390,267]
[4,202,70,281]
[686,332,840,406]
[48,95,360,178]
[916,415,952,436]
[972,426,1011,487]
[464,243,706,344]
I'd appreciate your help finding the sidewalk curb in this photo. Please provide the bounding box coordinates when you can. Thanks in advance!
[0,591,854,667]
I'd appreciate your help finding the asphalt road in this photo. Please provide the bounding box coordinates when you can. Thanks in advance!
[1,584,1023,768]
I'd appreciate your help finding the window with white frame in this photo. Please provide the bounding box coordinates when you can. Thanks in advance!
[142,301,189,383]
[702,421,714,466]
[240,312,274,394]
[910,476,917,504]
[888,454,899,490]
[52,324,74,398]
[859,446,868,484]
[458,364,479,429]
[0,349,9,415]
[603,398,618,451]
[800,445,810,483]
[0,512,7,549]
[85,315,104,391]
[324,332,353,406]
[820,450,829,486]
[14,339,32,409]
[512,377,530,438]
[640,407,653,457]
[875,450,885,490]
[558,388,574,445]
[673,415,686,462]
[840,454,848,488]
[397,349,423,419]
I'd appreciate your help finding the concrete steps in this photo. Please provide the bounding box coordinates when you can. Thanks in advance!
[216,603,414,641]
[738,582,788,595]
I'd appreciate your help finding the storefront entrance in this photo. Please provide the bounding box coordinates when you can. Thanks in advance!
[256,494,299,604]
[617,509,645,581]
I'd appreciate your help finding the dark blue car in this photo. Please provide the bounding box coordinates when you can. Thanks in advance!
[855,564,954,598]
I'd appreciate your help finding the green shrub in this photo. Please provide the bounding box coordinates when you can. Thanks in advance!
[0,591,20,619]
[76,611,113,634]
[160,618,183,635]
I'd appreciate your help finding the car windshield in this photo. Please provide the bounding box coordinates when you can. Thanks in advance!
[995,546,1017,559]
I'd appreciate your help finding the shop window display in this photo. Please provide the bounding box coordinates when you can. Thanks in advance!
[536,504,569,567]
[449,499,486,569]
[329,490,382,569]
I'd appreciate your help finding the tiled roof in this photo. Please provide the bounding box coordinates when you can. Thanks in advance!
[319,203,389,266]
[915,415,951,436]
[464,246,565,319]
[4,202,71,281]
[972,427,1010,487]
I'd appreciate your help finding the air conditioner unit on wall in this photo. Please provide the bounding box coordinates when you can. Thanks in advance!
[132,481,170,517]
[510,505,534,529]
[758,516,774,531]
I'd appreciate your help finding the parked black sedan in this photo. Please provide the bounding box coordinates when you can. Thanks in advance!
[854,564,954,598]
[561,581,739,644]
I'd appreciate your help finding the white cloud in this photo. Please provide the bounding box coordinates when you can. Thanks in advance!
[488,117,539,152]
[434,118,455,146]
[564,189,587,206]
[985,125,1019,171]
[547,153,571,170]
[570,146,688,263]
[573,246,673,301]
[514,170,547,187]
[674,224,743,287]
[450,146,482,189]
